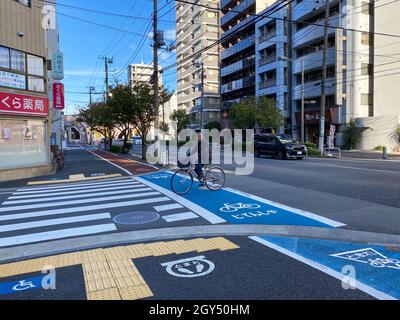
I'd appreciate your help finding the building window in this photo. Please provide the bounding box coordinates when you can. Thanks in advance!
[361,63,373,76]
[207,11,217,18]
[361,93,373,107]
[27,54,44,77]
[0,118,49,171]
[0,46,46,93]
[361,32,374,46]
[10,49,25,72]
[361,1,373,15]
[0,46,10,68]
[16,0,31,6]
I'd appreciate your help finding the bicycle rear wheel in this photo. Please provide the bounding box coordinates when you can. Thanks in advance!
[171,169,193,195]
[205,167,225,191]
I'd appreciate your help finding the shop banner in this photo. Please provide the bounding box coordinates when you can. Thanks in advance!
[0,91,48,117]
[53,83,65,110]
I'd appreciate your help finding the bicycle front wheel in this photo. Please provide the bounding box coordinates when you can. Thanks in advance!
[171,169,193,195]
[205,167,226,191]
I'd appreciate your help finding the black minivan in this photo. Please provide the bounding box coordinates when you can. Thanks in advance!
[254,133,307,160]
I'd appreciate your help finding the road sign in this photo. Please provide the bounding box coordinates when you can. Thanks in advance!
[161,256,215,278]
[53,83,64,110]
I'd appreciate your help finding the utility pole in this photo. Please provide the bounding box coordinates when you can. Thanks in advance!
[193,61,205,130]
[301,59,305,144]
[99,56,113,100]
[89,86,95,106]
[319,0,330,154]
[153,0,160,141]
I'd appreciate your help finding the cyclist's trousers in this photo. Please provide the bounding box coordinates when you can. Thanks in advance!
[194,164,204,178]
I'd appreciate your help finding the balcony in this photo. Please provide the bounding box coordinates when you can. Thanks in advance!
[221,15,256,41]
[293,47,336,74]
[293,0,339,21]
[293,77,336,100]
[221,0,236,10]
[258,30,277,43]
[259,79,277,89]
[221,57,255,77]
[259,55,276,66]
[221,0,255,27]
[292,15,339,48]
[221,36,255,60]
[221,75,255,94]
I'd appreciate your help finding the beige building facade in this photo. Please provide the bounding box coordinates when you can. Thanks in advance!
[0,0,53,181]
[175,0,221,129]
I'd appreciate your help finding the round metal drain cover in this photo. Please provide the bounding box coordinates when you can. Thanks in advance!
[113,211,160,225]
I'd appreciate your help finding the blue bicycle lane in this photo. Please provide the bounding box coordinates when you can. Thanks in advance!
[136,171,400,300]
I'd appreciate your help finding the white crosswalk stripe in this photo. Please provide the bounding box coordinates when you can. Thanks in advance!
[3,187,153,205]
[0,177,191,248]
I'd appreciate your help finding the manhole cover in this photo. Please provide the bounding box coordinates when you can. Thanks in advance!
[113,211,160,225]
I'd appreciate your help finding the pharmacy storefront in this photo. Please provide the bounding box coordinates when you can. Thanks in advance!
[0,91,51,180]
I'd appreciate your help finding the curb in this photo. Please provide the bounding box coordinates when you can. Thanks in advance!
[1,225,400,264]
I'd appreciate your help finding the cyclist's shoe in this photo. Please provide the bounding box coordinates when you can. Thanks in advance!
[198,177,206,190]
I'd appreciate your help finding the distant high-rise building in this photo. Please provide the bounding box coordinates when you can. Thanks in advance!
[128,63,163,87]
[175,0,221,129]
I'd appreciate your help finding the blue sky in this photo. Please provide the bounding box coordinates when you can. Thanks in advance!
[56,0,177,115]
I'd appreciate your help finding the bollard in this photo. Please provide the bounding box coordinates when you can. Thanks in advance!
[382,146,387,160]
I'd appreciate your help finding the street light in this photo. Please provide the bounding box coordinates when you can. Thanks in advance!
[278,56,305,144]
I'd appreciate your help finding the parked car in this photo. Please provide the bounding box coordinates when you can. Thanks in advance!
[254,133,307,160]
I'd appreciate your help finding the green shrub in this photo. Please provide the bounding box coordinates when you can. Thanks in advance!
[396,128,400,143]
[204,121,221,131]
[374,145,386,151]
[305,142,317,149]
[111,145,123,153]
[342,118,362,150]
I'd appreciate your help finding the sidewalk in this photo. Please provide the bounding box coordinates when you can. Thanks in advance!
[341,150,400,160]
[90,149,158,175]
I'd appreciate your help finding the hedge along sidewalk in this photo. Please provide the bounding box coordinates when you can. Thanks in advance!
[88,149,158,176]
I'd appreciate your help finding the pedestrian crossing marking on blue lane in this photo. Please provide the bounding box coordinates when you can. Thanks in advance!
[251,235,399,300]
[139,171,345,228]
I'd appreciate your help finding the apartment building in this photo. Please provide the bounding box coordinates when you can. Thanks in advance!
[176,0,221,129]
[0,0,52,181]
[253,0,400,150]
[220,0,273,128]
[128,63,163,87]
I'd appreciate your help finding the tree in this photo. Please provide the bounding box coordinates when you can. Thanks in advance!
[204,121,221,131]
[342,118,362,150]
[256,96,284,131]
[76,102,116,150]
[170,109,189,133]
[132,83,172,160]
[230,98,257,129]
[107,85,135,151]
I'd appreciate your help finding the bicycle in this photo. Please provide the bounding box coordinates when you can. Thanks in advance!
[170,164,226,195]
[55,149,65,170]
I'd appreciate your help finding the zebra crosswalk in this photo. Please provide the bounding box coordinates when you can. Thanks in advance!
[0,176,204,248]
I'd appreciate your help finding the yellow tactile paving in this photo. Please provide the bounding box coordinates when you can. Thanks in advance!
[0,237,239,300]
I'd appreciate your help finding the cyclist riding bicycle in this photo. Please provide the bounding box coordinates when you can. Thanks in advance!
[186,129,211,188]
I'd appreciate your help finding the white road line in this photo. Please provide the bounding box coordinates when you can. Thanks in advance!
[224,187,346,228]
[135,176,225,224]
[0,224,118,248]
[249,236,396,300]
[8,184,147,200]
[154,203,184,212]
[294,161,400,174]
[0,213,111,233]
[18,177,133,191]
[162,212,199,222]
[0,191,160,212]
[15,180,138,195]
[0,197,171,222]
[3,187,153,205]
